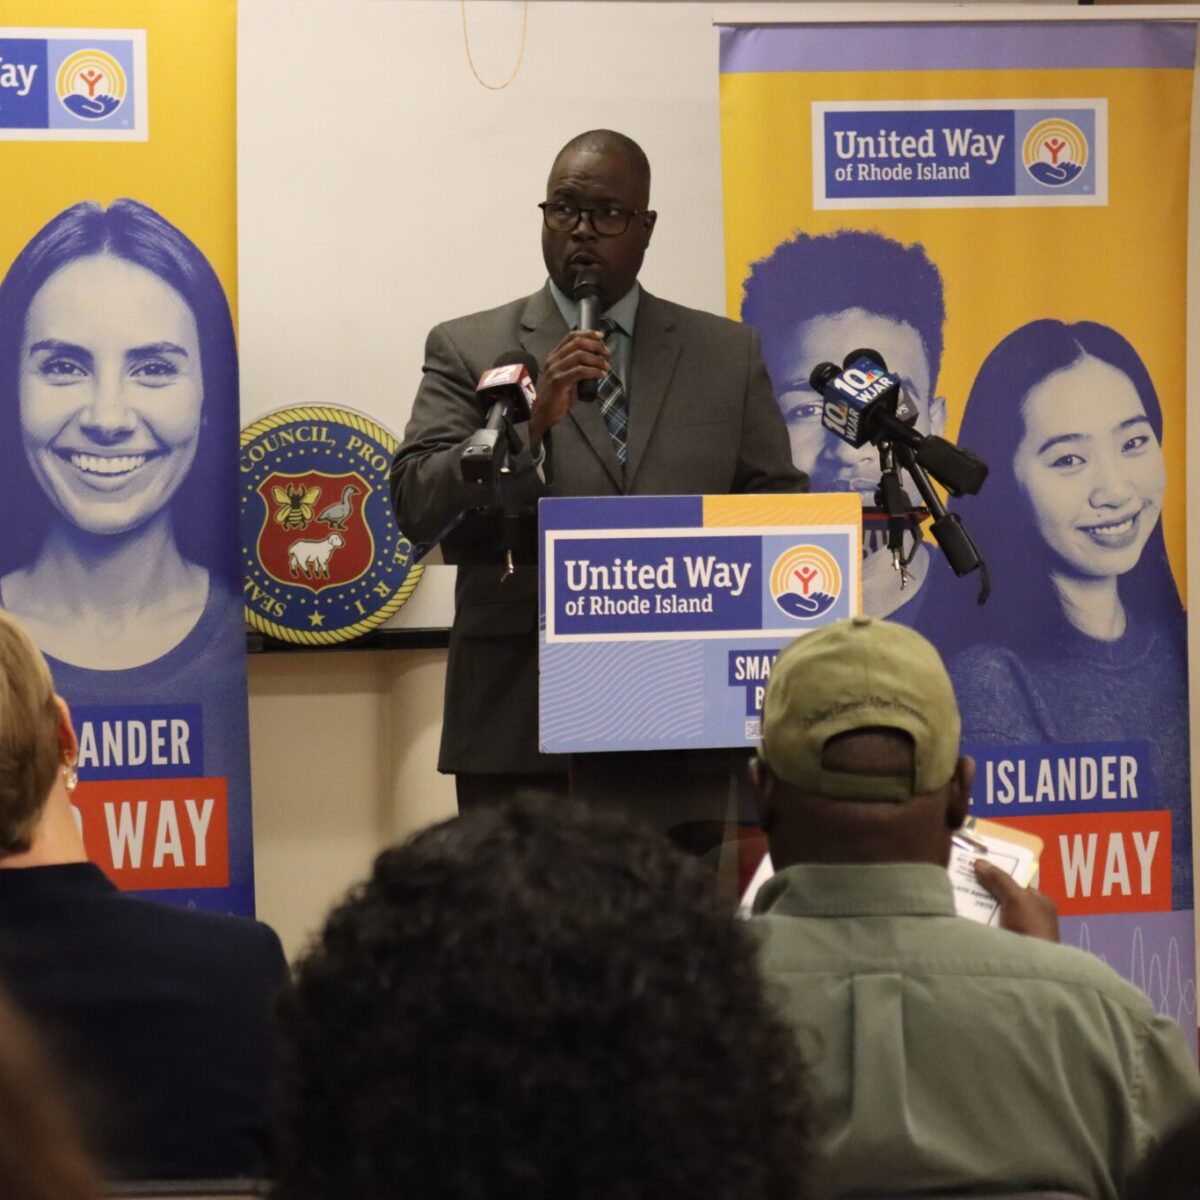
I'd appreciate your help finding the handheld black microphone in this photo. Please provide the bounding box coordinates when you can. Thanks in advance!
[573,268,602,402]
[461,351,540,485]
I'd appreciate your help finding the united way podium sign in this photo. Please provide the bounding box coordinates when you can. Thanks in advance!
[539,494,862,753]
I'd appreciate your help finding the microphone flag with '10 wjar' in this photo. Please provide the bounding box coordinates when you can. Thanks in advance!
[809,349,918,449]
[810,349,987,497]
[573,267,601,402]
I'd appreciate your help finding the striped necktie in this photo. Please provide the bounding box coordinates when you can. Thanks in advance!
[597,318,628,464]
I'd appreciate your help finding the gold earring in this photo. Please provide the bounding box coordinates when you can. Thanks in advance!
[62,760,78,794]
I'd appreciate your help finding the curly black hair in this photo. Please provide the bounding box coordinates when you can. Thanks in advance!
[275,801,811,1200]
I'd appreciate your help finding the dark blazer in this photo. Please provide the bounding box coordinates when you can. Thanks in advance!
[392,285,807,774]
[0,863,287,1180]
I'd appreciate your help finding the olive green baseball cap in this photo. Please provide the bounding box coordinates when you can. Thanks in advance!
[759,615,961,801]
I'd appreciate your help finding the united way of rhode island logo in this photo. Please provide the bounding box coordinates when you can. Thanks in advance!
[240,407,422,644]
[56,48,126,120]
[1022,118,1088,188]
[770,545,841,620]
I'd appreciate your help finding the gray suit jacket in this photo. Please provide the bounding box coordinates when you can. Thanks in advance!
[391,284,806,774]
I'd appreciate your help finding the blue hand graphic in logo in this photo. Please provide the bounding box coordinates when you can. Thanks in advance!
[1028,160,1083,188]
[776,590,836,619]
[63,93,121,120]
[770,545,843,621]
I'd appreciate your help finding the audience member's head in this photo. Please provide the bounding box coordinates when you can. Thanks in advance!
[0,986,99,1200]
[276,801,812,1200]
[0,610,76,859]
[753,615,973,870]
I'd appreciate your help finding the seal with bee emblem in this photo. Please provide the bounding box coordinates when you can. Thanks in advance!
[240,406,422,644]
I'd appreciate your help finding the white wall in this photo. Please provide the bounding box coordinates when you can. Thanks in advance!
[237,0,732,434]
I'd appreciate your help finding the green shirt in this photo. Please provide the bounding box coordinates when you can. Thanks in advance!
[752,862,1200,1199]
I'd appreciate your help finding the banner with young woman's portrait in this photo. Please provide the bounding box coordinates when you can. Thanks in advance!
[0,4,254,914]
[721,16,1198,1041]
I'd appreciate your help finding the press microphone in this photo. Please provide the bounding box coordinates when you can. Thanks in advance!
[573,268,601,402]
[461,351,540,485]
[479,351,538,426]
[842,348,922,427]
[811,350,987,497]
[809,349,917,449]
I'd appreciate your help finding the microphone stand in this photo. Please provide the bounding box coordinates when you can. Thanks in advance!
[873,442,922,592]
[892,443,991,604]
[495,416,527,583]
[458,403,530,582]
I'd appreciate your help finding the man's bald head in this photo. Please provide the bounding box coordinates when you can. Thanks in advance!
[549,130,651,200]
[542,130,656,309]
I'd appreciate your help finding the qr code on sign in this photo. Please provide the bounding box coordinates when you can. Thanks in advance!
[745,719,762,740]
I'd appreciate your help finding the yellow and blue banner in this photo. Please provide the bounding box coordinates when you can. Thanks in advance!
[538,493,861,751]
[0,4,251,914]
[721,17,1196,1036]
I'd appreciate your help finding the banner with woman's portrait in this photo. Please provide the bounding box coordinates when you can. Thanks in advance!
[721,16,1198,1040]
[0,4,253,914]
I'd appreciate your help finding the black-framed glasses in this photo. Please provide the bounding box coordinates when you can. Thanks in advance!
[538,201,647,237]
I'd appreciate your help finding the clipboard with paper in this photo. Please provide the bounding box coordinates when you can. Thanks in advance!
[739,816,1044,924]
[949,817,1044,926]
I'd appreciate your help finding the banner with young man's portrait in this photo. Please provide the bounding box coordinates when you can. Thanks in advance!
[721,16,1198,1043]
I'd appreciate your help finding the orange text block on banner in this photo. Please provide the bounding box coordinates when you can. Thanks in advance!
[73,778,229,891]
[989,811,1171,916]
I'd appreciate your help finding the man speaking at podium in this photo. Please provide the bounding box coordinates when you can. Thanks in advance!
[391,129,805,823]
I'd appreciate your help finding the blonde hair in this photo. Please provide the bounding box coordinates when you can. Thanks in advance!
[0,612,60,855]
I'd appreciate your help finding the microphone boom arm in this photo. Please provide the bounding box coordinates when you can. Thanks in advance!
[893,443,991,604]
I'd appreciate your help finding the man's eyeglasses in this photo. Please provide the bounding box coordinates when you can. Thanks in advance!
[538,201,648,238]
